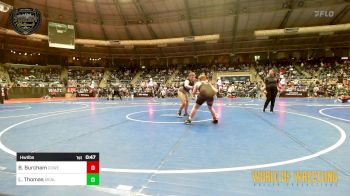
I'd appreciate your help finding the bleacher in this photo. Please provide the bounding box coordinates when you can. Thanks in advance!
[6,65,63,88]
[0,57,348,99]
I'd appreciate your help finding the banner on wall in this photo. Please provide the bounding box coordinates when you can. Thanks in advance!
[134,93,151,97]
[76,88,94,97]
[48,87,65,96]
[280,91,307,97]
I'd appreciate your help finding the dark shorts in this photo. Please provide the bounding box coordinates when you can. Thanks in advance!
[196,95,214,106]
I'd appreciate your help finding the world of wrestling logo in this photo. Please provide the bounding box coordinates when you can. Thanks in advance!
[9,8,41,35]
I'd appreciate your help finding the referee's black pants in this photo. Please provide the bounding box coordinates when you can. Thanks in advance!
[263,87,278,112]
[0,94,4,104]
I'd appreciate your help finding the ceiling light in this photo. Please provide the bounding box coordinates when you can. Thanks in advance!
[282,2,290,9]
[298,1,304,7]
[0,2,12,13]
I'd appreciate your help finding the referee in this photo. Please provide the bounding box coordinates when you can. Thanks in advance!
[263,69,279,112]
[0,84,4,104]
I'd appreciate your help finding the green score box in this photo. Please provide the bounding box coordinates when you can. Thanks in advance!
[87,174,99,185]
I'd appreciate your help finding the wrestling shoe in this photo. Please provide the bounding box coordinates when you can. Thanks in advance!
[177,112,182,118]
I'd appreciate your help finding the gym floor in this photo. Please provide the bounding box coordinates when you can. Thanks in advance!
[0,97,349,196]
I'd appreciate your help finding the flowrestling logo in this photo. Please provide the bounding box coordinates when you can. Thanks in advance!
[314,10,335,18]
[9,8,41,35]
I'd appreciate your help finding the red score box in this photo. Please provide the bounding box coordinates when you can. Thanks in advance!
[87,161,99,173]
